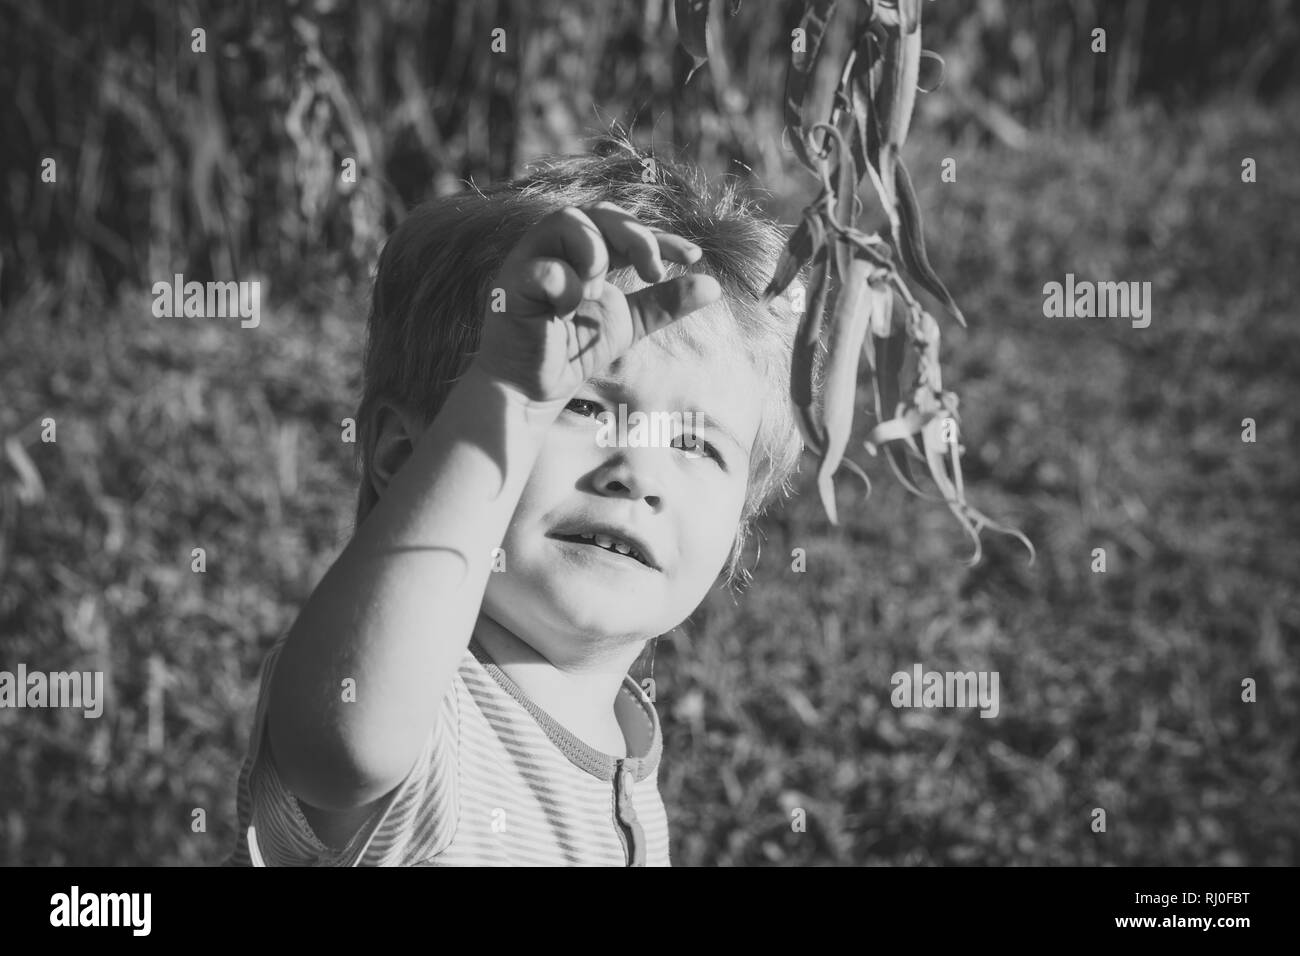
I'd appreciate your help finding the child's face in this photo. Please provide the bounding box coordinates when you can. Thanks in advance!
[482,326,764,660]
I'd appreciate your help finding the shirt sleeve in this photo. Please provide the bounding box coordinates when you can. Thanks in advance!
[225,637,462,866]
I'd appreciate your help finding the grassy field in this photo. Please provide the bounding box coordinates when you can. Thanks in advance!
[1,95,1297,866]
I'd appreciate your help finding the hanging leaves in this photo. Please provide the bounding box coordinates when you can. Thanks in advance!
[670,0,1034,566]
[784,0,840,172]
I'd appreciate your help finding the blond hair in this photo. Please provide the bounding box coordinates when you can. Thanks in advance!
[354,134,814,594]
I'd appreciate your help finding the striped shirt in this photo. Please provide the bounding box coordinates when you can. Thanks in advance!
[224,637,671,866]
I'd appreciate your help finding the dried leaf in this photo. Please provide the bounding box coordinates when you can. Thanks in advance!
[784,0,840,171]
[817,256,876,524]
[863,289,897,380]
[919,415,1037,567]
[848,26,885,182]
[864,406,928,497]
[792,241,832,455]
[863,291,894,382]
[893,158,966,327]
[833,136,857,281]
[920,414,981,562]
[884,442,926,497]
[847,72,871,183]
[762,208,825,307]
[675,0,711,81]
[863,301,910,462]
[871,21,921,159]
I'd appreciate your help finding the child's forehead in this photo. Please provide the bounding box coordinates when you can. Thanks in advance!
[616,314,749,379]
[610,270,748,355]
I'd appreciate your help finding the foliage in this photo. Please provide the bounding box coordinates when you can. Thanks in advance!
[2,0,1296,308]
[676,0,1036,559]
[2,96,1296,865]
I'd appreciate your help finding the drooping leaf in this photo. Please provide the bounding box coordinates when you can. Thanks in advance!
[762,207,825,307]
[791,240,832,455]
[675,0,711,82]
[817,255,876,524]
[832,129,858,282]
[893,158,966,327]
[848,24,885,184]
[863,287,919,491]
[797,223,830,356]
[865,17,921,221]
[918,415,1037,567]
[862,292,928,496]
[920,414,983,564]
[862,288,882,381]
[864,405,928,498]
[847,73,871,185]
[886,20,921,151]
[784,0,840,171]
[871,34,897,174]
[883,441,927,497]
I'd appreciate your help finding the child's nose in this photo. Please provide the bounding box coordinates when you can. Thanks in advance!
[596,447,668,506]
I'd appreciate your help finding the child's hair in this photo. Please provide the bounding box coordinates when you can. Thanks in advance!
[353,131,816,595]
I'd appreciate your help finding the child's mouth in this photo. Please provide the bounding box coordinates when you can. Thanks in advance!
[550,532,656,570]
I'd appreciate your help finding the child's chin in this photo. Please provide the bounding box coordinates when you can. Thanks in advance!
[544,576,661,633]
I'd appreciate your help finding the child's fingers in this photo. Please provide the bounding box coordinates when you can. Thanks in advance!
[511,256,586,318]
[646,232,704,267]
[582,202,703,282]
[504,207,609,299]
[622,274,722,340]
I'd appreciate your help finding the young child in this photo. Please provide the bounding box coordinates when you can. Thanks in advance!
[225,137,807,866]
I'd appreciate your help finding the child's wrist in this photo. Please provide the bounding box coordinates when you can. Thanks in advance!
[460,360,569,426]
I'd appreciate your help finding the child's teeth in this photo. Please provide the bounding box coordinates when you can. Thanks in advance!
[568,531,642,563]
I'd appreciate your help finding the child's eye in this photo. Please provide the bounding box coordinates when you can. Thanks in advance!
[566,398,725,467]
[675,433,723,465]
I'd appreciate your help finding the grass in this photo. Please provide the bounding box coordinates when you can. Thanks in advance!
[1,94,1297,866]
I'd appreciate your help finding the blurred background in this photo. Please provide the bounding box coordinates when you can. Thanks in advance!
[1,0,1298,865]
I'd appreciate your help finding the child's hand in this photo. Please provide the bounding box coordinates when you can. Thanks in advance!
[475,203,722,408]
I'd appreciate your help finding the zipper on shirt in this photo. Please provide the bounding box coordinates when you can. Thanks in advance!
[613,759,646,867]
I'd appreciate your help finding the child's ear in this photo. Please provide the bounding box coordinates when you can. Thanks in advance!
[368,401,423,498]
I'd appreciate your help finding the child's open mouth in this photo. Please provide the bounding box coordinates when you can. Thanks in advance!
[549,531,657,570]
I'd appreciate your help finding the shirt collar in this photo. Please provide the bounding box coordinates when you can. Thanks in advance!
[467,637,663,783]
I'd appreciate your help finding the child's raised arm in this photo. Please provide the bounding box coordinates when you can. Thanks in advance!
[265,204,720,818]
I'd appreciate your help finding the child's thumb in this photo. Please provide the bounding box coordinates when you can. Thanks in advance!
[623,274,722,341]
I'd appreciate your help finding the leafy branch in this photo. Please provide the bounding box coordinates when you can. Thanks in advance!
[675,0,1035,567]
